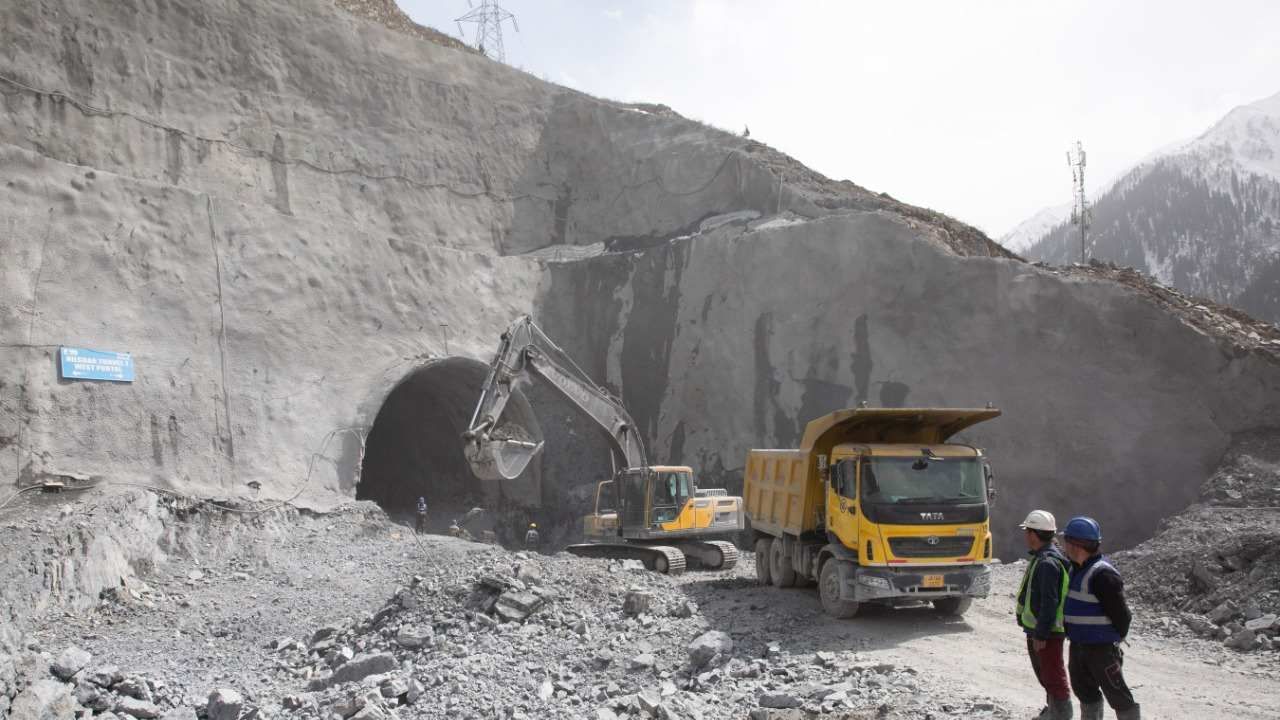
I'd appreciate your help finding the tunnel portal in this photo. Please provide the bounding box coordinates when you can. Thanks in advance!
[357,357,543,533]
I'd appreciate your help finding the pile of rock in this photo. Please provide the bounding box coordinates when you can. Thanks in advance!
[1115,432,1280,654]
[1052,261,1280,361]
[1175,601,1280,652]
[260,547,1000,719]
[0,642,223,719]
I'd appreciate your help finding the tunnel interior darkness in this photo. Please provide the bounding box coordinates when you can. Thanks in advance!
[357,357,544,534]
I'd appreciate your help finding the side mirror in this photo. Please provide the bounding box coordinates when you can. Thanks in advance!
[984,464,997,505]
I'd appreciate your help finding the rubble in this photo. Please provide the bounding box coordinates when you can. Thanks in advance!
[1048,261,1280,362]
[1115,432,1280,654]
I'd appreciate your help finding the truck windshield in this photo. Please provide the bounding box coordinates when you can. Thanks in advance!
[860,456,984,504]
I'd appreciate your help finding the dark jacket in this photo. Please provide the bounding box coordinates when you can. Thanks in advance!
[1017,542,1069,639]
[1071,554,1132,638]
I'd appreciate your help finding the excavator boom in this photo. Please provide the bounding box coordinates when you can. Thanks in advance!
[463,316,646,481]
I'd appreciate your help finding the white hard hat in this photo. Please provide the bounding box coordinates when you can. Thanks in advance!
[1018,509,1057,532]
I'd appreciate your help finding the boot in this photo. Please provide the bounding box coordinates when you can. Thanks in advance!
[1079,701,1103,720]
[1049,697,1075,720]
[1031,694,1052,719]
[1115,706,1141,720]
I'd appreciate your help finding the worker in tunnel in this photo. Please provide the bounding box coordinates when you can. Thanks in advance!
[524,522,540,550]
[415,496,428,534]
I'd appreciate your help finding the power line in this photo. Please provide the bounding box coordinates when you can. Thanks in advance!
[455,1,519,63]
[1067,140,1090,264]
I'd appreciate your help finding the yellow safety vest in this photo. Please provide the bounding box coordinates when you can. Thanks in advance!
[1017,553,1068,634]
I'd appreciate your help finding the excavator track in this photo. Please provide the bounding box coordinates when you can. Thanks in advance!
[672,540,740,571]
[565,543,687,575]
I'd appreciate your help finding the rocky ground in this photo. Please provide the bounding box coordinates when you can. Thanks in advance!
[3,488,1279,720]
[1114,432,1280,653]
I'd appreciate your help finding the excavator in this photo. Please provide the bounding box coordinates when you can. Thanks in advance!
[462,315,743,574]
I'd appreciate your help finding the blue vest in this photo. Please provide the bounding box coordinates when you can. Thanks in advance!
[1064,555,1123,644]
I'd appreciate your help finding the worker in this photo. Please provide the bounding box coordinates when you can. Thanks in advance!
[1016,509,1073,720]
[415,497,428,534]
[524,522,540,549]
[1061,517,1139,720]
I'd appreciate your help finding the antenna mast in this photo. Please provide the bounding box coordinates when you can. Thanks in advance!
[455,0,519,63]
[1067,140,1090,264]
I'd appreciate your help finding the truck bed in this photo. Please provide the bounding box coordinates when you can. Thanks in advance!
[743,449,822,537]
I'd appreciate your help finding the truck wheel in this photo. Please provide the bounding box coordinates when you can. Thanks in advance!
[769,538,797,588]
[819,560,861,619]
[932,596,972,616]
[754,538,772,585]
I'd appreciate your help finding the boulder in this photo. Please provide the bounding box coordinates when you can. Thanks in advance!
[759,692,803,709]
[687,630,733,669]
[1207,602,1237,625]
[50,646,92,681]
[158,708,198,720]
[1226,628,1257,651]
[1243,602,1263,622]
[393,626,432,649]
[88,665,123,688]
[628,654,656,672]
[1186,562,1217,593]
[494,591,544,622]
[114,696,163,719]
[1244,614,1277,632]
[115,676,152,702]
[10,678,77,720]
[206,688,244,720]
[310,653,398,690]
[379,676,409,699]
[623,591,652,617]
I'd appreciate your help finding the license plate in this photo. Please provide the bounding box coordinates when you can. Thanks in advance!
[922,574,944,588]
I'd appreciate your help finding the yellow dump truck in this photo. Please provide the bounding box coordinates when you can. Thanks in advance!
[744,407,999,618]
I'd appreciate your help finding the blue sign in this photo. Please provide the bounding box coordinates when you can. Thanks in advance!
[59,347,135,382]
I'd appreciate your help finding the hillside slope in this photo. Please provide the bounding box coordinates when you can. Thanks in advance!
[2,0,1280,560]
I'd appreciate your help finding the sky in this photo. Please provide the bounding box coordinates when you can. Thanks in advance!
[400,1,1280,237]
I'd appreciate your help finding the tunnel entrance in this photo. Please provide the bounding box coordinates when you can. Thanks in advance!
[357,357,543,536]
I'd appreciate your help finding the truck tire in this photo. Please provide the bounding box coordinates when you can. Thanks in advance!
[819,560,861,619]
[769,538,797,588]
[754,538,772,585]
[932,596,972,616]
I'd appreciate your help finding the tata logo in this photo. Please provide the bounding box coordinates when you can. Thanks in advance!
[919,512,944,521]
[925,535,941,546]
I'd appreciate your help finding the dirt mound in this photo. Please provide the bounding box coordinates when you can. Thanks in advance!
[1048,261,1280,362]
[1115,432,1280,652]
[333,0,477,53]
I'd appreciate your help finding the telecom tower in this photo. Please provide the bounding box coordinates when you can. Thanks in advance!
[456,1,518,63]
[1067,141,1090,264]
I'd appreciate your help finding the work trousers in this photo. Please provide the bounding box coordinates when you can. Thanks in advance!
[1026,635,1070,701]
[1069,642,1137,711]
[415,512,427,534]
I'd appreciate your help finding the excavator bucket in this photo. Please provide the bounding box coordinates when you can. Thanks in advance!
[465,435,544,481]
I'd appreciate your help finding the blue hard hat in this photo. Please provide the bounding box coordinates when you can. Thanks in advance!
[1062,516,1102,542]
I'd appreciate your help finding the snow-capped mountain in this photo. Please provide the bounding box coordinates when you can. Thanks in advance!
[1013,90,1280,324]
[1000,203,1070,254]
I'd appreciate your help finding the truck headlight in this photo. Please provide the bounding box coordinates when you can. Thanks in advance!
[857,575,891,590]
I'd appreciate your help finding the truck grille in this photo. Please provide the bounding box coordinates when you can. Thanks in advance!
[888,536,975,558]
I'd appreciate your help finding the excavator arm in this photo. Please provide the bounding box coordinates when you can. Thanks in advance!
[462,316,648,481]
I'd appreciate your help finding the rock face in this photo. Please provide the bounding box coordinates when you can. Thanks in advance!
[3,0,1280,561]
